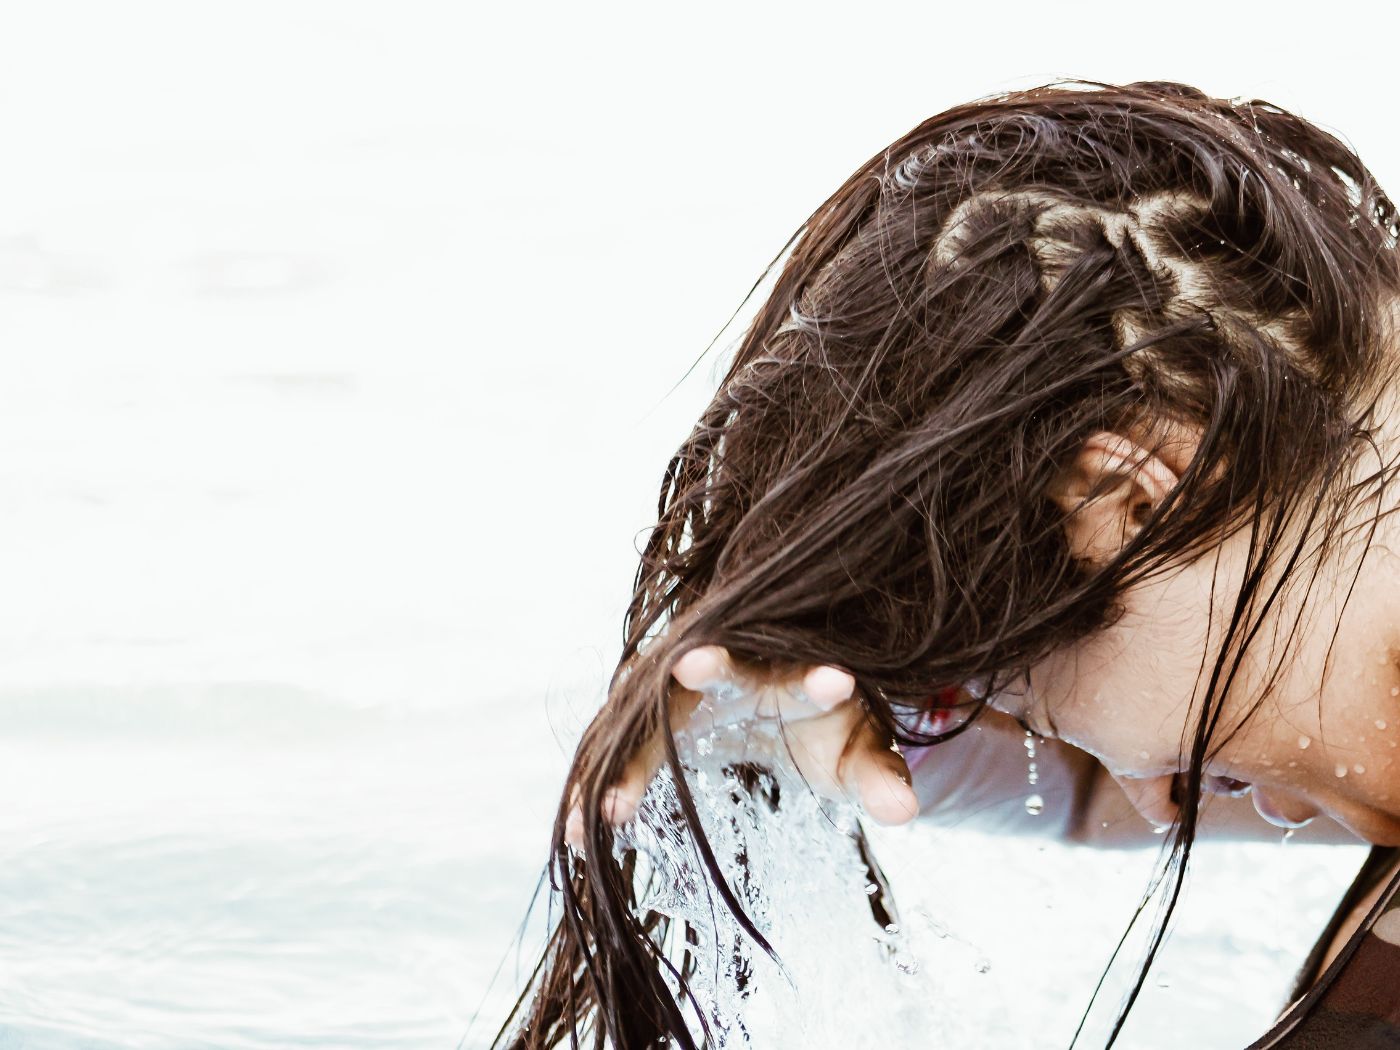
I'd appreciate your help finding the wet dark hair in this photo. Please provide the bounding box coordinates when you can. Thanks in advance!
[494,78,1400,1048]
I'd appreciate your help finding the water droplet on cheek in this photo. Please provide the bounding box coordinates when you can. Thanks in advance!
[1355,764,1367,775]
[1379,720,1390,730]
[1137,750,1150,761]
[1025,794,1045,816]
[1299,735,1312,750]
[1336,764,1350,778]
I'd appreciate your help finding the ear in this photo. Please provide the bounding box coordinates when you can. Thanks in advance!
[1046,430,1180,565]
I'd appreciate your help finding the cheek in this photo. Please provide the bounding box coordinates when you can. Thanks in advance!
[1028,601,1202,775]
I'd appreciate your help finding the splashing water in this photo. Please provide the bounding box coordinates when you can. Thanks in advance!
[610,716,939,1047]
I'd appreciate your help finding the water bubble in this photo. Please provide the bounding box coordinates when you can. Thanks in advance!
[1390,687,1398,698]
[1298,735,1312,750]
[1025,794,1045,816]
[1355,763,1367,775]
[1379,720,1389,730]
[1282,829,1296,844]
[1336,764,1349,778]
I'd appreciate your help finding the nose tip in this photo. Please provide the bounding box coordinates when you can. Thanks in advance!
[1110,771,1181,830]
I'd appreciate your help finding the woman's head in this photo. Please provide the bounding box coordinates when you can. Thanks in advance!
[996,392,1400,845]
[499,78,1400,1049]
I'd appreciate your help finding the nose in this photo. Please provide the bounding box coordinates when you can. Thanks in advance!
[1108,771,1180,830]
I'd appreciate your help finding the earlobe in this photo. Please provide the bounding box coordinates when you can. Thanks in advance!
[1048,430,1180,564]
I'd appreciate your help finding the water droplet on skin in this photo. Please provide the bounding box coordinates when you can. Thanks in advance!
[1355,764,1367,774]
[1391,688,1398,698]
[1379,720,1390,730]
[1289,761,1298,767]
[1298,735,1312,749]
[1138,750,1150,760]
[1282,829,1296,844]
[1025,794,1045,816]
[1336,764,1349,778]
[1153,825,1168,834]
[974,959,992,974]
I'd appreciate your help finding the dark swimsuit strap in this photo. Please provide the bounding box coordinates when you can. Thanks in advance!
[1284,844,1400,1003]
[1247,844,1400,1048]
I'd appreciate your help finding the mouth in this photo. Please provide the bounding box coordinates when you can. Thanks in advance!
[1168,772,1252,803]
[1118,770,1320,833]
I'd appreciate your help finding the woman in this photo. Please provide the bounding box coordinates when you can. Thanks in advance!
[497,79,1400,1048]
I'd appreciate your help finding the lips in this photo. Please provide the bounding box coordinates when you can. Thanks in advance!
[1167,772,1252,803]
[1204,775,1252,798]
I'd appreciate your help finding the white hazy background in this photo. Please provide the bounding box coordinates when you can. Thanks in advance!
[0,3,1391,1048]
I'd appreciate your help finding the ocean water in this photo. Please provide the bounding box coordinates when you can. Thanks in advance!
[0,344,1372,1050]
[0,667,1369,1050]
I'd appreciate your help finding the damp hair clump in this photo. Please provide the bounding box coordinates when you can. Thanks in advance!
[495,78,1400,1049]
